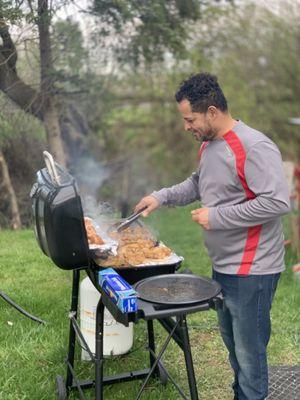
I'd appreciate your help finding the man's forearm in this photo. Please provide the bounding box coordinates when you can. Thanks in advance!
[209,196,291,230]
[151,172,200,206]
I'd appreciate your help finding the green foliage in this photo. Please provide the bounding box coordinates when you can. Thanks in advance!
[0,95,45,147]
[0,94,45,146]
[91,0,203,64]
[90,69,200,209]
[0,0,23,22]
[194,2,300,160]
[52,18,88,80]
[86,0,300,211]
[0,112,13,144]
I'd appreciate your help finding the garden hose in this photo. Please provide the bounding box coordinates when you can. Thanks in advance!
[0,290,46,324]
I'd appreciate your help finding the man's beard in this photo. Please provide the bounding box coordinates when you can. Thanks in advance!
[201,133,215,141]
[199,127,218,142]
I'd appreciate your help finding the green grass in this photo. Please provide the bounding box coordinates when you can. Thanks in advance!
[0,205,299,400]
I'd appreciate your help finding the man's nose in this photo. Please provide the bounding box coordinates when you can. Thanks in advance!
[184,121,191,131]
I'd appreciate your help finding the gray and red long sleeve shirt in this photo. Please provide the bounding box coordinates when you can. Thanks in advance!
[151,120,291,275]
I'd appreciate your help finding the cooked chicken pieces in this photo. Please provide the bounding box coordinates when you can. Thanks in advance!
[84,217,105,245]
[101,225,172,267]
[84,219,172,266]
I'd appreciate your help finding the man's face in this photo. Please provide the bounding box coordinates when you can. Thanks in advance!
[178,99,218,142]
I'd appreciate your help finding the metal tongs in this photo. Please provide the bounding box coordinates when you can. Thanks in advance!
[108,206,148,233]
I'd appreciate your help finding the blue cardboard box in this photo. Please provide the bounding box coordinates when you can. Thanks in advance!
[98,268,138,313]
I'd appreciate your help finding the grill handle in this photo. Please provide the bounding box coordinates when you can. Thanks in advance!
[43,151,60,186]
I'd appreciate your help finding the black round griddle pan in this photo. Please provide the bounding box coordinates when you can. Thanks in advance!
[134,274,221,305]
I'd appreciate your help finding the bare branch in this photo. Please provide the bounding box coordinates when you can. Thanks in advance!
[0,47,44,119]
[27,0,35,15]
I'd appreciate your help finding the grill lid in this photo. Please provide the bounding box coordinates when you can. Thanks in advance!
[134,274,221,305]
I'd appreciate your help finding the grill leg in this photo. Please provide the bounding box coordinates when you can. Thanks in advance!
[147,320,158,373]
[95,299,105,400]
[179,316,199,400]
[66,269,80,392]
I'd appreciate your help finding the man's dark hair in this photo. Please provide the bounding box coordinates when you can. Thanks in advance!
[175,72,228,113]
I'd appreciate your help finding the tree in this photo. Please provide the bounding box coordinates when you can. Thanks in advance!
[0,0,229,226]
[0,0,224,164]
[90,0,202,65]
[37,0,66,164]
[0,1,66,164]
[0,149,21,229]
[0,111,21,229]
[0,92,45,228]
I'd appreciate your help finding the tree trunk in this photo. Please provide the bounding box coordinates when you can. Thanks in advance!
[0,19,44,119]
[43,96,68,165]
[0,8,94,167]
[0,149,21,229]
[0,8,66,166]
[37,0,66,166]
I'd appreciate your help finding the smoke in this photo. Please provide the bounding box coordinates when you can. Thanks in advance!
[72,156,109,197]
[81,196,113,218]
[71,156,120,226]
[71,156,164,247]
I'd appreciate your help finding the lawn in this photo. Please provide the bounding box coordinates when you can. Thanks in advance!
[0,205,299,400]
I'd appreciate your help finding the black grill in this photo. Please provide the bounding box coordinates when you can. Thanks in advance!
[30,152,222,400]
[30,151,182,282]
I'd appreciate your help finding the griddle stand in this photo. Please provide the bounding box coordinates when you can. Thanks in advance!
[58,269,223,400]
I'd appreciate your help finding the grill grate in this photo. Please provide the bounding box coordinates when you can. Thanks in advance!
[267,365,300,399]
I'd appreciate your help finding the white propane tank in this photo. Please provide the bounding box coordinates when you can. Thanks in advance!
[79,276,133,360]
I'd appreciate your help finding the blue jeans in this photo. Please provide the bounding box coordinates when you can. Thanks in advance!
[212,271,281,400]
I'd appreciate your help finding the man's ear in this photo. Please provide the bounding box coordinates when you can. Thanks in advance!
[207,106,218,119]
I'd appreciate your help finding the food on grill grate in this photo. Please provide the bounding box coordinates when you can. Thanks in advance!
[144,246,172,259]
[109,225,154,243]
[31,151,182,278]
[99,243,172,267]
[84,217,104,245]
[99,225,172,267]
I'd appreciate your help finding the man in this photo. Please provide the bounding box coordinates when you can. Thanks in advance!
[134,72,290,400]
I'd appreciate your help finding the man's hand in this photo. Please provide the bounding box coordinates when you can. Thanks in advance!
[134,195,160,217]
[191,207,211,229]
